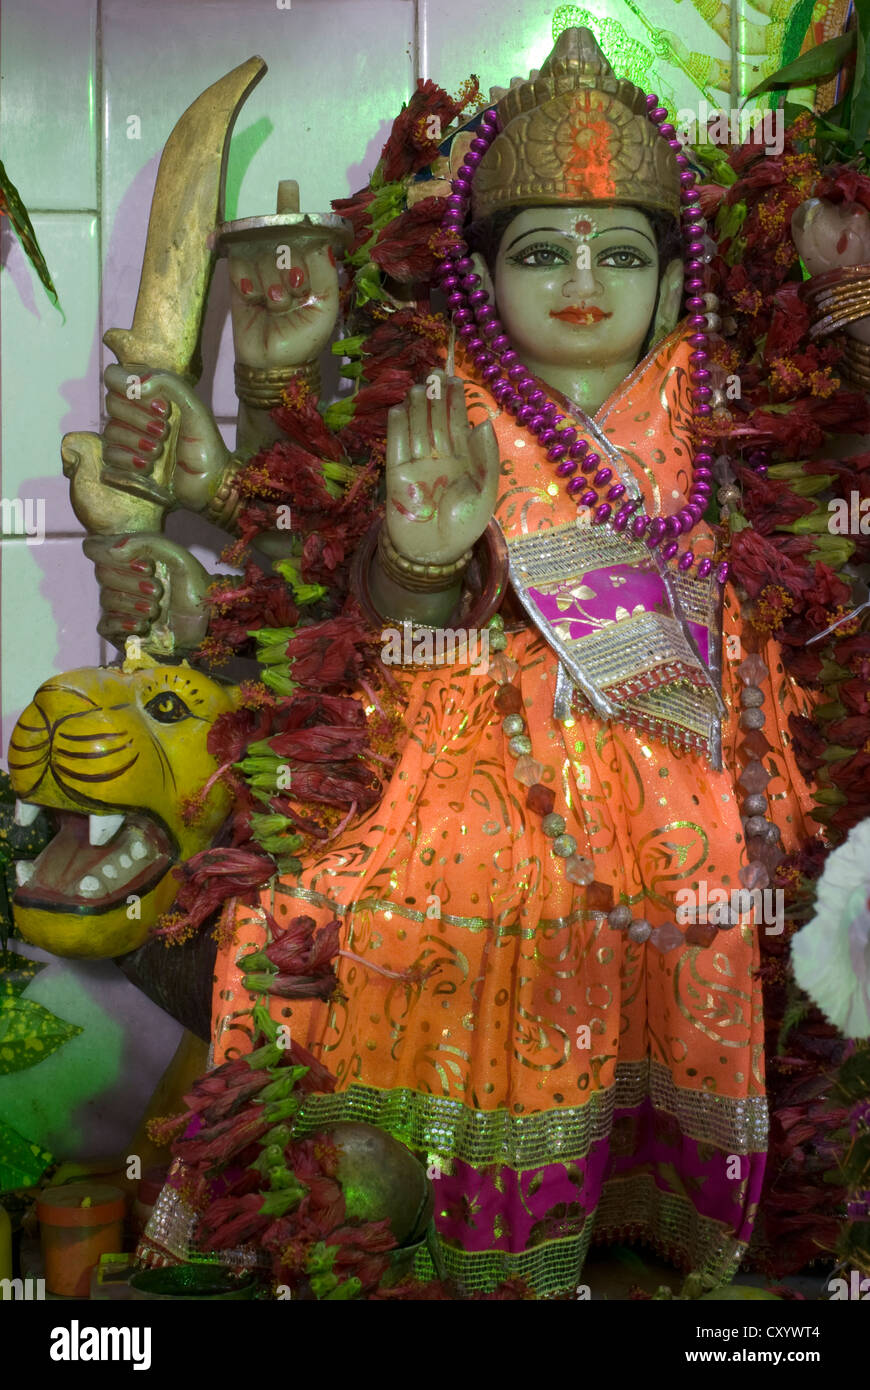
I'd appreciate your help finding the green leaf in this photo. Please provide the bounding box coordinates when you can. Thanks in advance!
[323,398,356,431]
[820,745,857,762]
[818,658,852,684]
[260,666,298,698]
[0,1119,52,1193]
[744,32,856,101]
[0,951,45,1000]
[0,159,61,308]
[782,100,814,126]
[788,474,836,496]
[715,200,748,243]
[273,559,327,607]
[0,996,82,1074]
[824,88,853,130]
[323,1276,361,1300]
[353,262,386,308]
[258,1182,305,1217]
[691,143,738,186]
[851,0,870,148]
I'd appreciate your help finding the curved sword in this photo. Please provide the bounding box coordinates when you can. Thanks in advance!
[104,54,267,381]
[65,55,267,527]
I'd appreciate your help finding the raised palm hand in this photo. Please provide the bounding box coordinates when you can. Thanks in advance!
[385,373,500,565]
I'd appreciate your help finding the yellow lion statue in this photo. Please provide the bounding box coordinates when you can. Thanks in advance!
[7,661,236,958]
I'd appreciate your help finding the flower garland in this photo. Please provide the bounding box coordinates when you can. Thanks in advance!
[690,115,870,1278]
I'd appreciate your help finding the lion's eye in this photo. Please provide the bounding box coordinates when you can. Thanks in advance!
[144,692,191,724]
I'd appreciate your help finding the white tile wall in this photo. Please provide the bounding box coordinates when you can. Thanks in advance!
[0,213,101,525]
[426,0,731,119]
[100,0,416,416]
[1,536,101,754]
[0,0,99,212]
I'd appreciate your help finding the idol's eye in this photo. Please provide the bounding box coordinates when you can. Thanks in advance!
[597,245,653,269]
[509,242,572,268]
[144,691,191,724]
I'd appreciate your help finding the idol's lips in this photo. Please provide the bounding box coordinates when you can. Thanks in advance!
[12,805,175,915]
[550,306,611,324]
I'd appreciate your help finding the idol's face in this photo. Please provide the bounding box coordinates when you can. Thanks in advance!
[486,205,664,369]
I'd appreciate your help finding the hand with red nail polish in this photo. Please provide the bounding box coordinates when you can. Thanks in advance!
[83,532,210,654]
[100,361,230,513]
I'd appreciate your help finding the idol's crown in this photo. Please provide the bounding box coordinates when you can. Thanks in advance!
[471,27,680,223]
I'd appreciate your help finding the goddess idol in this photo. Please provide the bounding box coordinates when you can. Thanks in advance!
[202,28,819,1295]
[61,29,825,1296]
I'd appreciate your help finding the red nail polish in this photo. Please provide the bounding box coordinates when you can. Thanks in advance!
[137,438,156,453]
[130,560,150,572]
[287,267,305,290]
[139,580,157,595]
[150,399,168,416]
[134,601,151,614]
[132,457,148,470]
[240,277,253,295]
[146,420,165,438]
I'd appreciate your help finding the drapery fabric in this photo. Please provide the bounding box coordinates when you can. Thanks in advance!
[211,323,818,1296]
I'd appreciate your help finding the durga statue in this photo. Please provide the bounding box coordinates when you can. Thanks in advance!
[14,23,870,1299]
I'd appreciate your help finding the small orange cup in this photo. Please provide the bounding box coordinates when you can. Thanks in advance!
[37,1183,126,1297]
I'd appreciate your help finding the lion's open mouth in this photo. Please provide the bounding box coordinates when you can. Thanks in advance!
[12,803,174,914]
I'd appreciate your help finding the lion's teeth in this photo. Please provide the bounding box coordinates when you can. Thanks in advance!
[14,800,40,826]
[102,863,118,880]
[130,839,148,861]
[15,860,35,886]
[88,813,125,846]
[79,875,101,894]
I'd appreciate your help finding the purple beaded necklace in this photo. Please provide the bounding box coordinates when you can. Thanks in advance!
[437,97,730,585]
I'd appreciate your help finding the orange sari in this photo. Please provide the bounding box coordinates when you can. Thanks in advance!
[212,324,818,1295]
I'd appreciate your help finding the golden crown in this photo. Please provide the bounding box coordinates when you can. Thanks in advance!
[471,27,680,222]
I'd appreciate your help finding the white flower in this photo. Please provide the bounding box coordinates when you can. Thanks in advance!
[792,817,870,1038]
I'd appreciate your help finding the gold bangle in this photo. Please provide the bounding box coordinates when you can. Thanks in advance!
[808,295,870,338]
[234,360,320,409]
[802,267,870,339]
[205,456,245,531]
[377,526,472,593]
[841,338,870,389]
